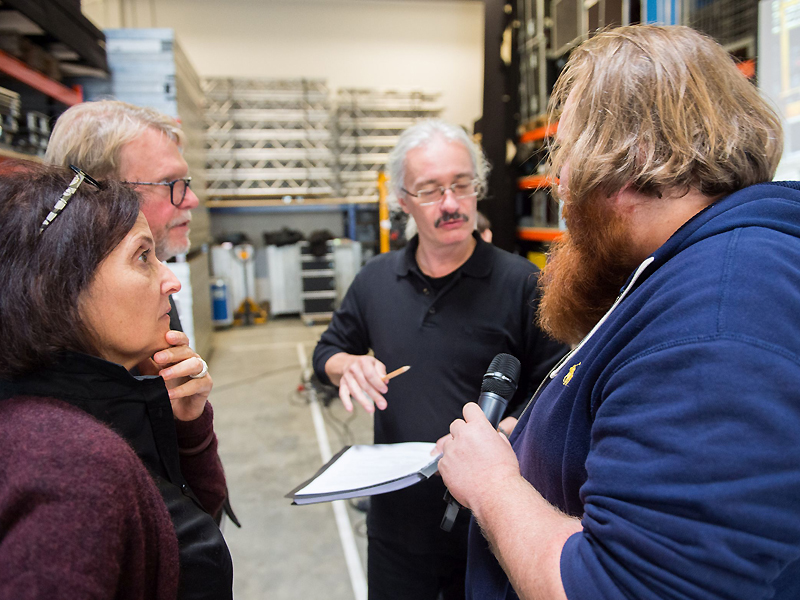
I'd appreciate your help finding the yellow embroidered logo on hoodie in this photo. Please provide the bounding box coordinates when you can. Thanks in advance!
[563,362,581,386]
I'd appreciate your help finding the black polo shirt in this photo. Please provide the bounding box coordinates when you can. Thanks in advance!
[313,232,568,555]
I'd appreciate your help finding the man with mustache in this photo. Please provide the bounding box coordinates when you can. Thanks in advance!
[313,119,568,599]
[45,100,236,527]
[438,25,800,600]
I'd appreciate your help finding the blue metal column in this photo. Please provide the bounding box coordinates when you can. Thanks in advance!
[347,204,357,240]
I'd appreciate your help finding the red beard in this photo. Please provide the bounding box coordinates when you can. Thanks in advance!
[537,199,640,345]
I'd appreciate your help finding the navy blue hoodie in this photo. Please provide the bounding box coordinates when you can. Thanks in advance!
[467,182,800,599]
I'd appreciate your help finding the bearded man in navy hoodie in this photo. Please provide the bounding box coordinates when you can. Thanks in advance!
[437,25,800,600]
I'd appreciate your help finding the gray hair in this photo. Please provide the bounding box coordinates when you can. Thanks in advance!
[387,119,490,213]
[45,100,185,178]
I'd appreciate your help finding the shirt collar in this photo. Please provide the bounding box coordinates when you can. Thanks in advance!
[394,230,493,279]
[0,351,164,403]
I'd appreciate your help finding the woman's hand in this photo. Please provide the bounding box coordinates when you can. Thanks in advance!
[138,330,212,421]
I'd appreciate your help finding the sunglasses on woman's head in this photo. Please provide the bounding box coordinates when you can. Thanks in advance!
[39,165,101,235]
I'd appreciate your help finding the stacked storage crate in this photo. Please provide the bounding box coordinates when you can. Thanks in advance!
[0,87,20,150]
[204,78,335,199]
[299,241,337,323]
[17,111,50,157]
[79,29,212,357]
[299,239,362,324]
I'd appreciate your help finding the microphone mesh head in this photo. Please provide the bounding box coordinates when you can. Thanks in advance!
[480,353,521,399]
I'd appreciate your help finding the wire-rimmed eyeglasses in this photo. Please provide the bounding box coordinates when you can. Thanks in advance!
[401,178,479,207]
[122,177,192,207]
[39,165,101,235]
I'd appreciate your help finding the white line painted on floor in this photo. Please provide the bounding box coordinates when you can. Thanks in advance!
[297,343,368,600]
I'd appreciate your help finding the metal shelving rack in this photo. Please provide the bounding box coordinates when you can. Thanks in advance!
[204,78,335,199]
[517,0,549,130]
[203,83,441,202]
[0,1,105,162]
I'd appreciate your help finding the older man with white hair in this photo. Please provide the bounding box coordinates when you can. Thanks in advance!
[313,119,567,599]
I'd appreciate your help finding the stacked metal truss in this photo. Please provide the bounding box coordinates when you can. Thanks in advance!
[683,0,757,57]
[332,89,442,200]
[204,78,335,198]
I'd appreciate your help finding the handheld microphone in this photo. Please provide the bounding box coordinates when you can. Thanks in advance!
[440,353,522,532]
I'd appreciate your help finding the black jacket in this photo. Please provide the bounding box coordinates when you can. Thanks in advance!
[313,233,568,555]
[0,352,233,600]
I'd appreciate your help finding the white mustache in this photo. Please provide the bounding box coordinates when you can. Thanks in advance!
[167,213,192,229]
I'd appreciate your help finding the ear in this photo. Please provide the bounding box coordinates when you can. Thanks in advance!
[397,194,411,215]
[609,183,641,214]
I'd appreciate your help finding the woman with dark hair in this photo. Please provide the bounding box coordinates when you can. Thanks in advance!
[0,163,233,599]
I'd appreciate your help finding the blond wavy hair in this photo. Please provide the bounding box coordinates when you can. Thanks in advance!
[548,25,783,205]
[45,100,185,178]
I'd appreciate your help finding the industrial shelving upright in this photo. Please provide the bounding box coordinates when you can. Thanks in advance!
[511,0,703,253]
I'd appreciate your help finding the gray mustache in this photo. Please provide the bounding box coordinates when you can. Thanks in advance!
[435,213,469,228]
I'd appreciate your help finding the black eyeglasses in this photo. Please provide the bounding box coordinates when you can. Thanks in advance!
[39,165,100,235]
[122,177,192,207]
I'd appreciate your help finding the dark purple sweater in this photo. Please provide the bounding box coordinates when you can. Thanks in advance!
[0,396,180,598]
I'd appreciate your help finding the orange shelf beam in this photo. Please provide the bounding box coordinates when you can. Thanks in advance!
[518,175,553,190]
[517,227,563,242]
[0,50,83,106]
[520,121,558,144]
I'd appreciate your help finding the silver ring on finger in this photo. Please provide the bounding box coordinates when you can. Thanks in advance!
[189,358,209,379]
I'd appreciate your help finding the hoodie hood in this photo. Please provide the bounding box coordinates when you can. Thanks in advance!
[630,182,800,288]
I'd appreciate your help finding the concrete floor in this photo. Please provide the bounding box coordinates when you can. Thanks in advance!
[208,318,373,600]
